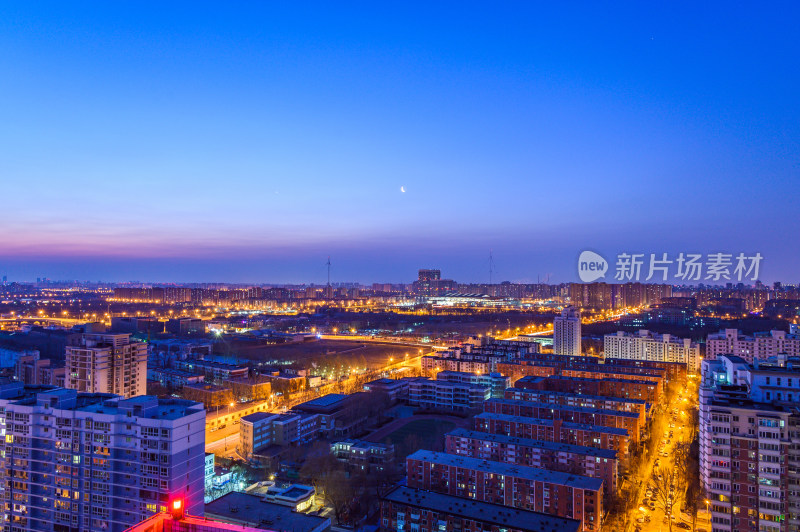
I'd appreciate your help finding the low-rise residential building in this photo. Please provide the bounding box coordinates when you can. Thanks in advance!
[182,383,234,409]
[331,439,395,471]
[422,355,492,375]
[504,387,649,419]
[239,412,281,457]
[483,398,642,443]
[407,377,490,412]
[273,412,321,446]
[445,428,619,498]
[516,375,661,404]
[495,361,560,384]
[474,411,630,455]
[381,486,581,532]
[148,368,205,389]
[224,375,272,402]
[294,393,368,438]
[436,370,509,398]
[406,450,603,532]
[363,378,410,401]
[174,359,249,385]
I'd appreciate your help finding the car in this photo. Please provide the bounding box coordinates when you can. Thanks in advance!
[636,516,645,523]
[676,523,691,529]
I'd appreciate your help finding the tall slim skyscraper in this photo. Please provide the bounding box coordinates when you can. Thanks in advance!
[66,333,147,398]
[0,384,206,532]
[554,306,582,356]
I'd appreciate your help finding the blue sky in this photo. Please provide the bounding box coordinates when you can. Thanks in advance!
[1,3,798,283]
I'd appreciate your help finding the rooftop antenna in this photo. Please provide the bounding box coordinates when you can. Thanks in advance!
[326,256,331,287]
[489,250,494,285]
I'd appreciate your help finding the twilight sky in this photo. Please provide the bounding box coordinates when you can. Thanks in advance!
[1,3,799,284]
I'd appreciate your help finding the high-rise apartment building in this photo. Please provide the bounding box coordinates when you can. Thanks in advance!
[706,329,800,363]
[699,355,800,532]
[66,333,147,398]
[0,383,206,532]
[554,307,581,357]
[604,330,701,372]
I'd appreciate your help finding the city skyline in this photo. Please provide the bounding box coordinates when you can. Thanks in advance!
[2,3,799,282]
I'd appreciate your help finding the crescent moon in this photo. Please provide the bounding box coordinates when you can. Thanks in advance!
[400,186,406,193]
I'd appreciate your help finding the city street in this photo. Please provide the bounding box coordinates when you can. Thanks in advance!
[630,384,699,532]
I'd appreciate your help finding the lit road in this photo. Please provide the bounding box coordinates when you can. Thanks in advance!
[631,382,699,532]
[204,353,424,457]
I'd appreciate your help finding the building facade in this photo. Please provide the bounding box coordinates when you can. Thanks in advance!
[66,333,147,398]
[380,486,581,532]
[407,378,490,412]
[331,439,395,472]
[699,354,800,532]
[406,450,603,532]
[706,329,800,363]
[554,307,581,357]
[436,370,509,398]
[0,384,206,532]
[445,428,619,498]
[604,330,701,373]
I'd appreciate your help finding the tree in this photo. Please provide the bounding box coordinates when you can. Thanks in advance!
[317,469,356,525]
[652,465,680,532]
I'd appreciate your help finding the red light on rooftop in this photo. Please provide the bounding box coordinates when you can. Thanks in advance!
[171,498,184,520]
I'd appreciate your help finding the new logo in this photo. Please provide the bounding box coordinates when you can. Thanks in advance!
[578,250,608,282]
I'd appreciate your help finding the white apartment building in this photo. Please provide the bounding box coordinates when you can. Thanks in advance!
[604,330,701,373]
[66,333,147,398]
[706,329,800,363]
[0,383,206,532]
[554,306,582,357]
[421,355,491,375]
[407,378,490,412]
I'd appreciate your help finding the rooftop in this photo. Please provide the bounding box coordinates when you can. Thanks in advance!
[475,411,629,435]
[528,375,660,387]
[487,398,640,418]
[205,492,329,531]
[507,387,648,405]
[241,411,279,423]
[384,486,581,532]
[124,513,265,532]
[408,450,603,491]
